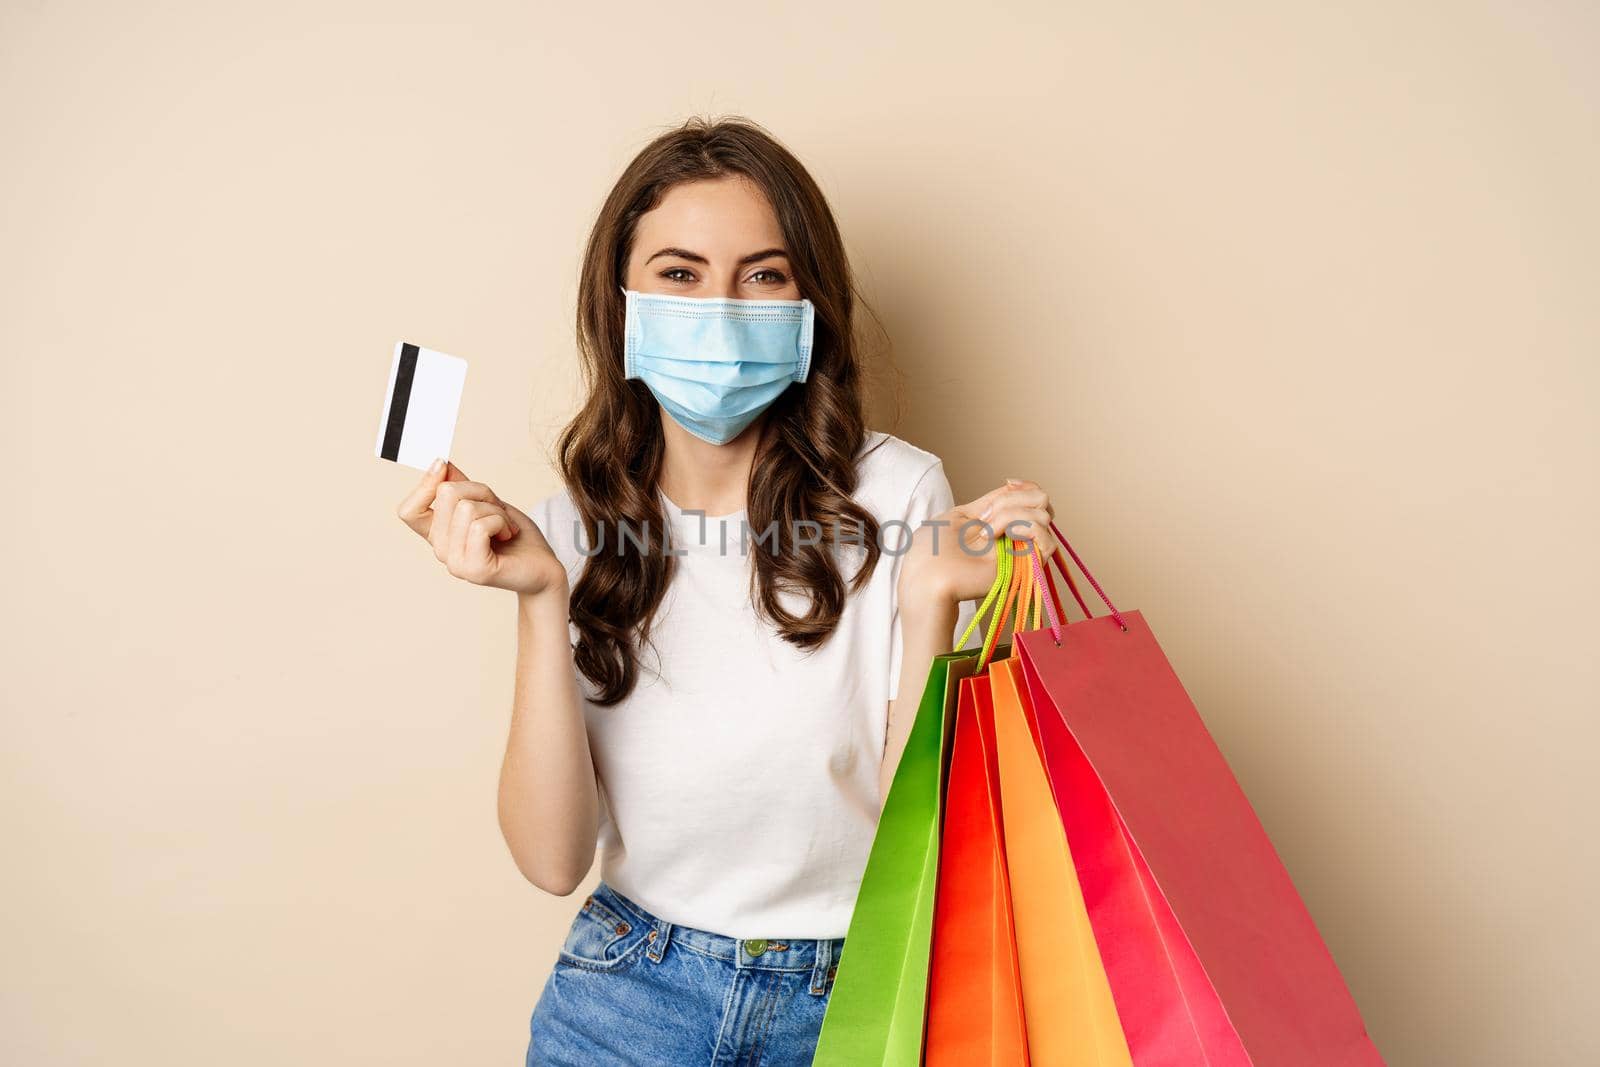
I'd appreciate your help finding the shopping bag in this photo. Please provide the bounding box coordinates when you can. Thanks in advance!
[825,534,1050,1066]
[924,671,1029,1066]
[811,647,981,1066]
[1025,652,1245,1065]
[990,642,1133,1066]
[1016,522,1386,1066]
[926,539,1132,1066]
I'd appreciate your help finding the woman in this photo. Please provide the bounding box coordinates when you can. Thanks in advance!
[395,116,1058,1066]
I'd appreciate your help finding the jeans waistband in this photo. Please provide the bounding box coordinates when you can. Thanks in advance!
[590,880,844,994]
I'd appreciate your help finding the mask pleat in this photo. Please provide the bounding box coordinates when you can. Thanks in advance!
[621,288,816,445]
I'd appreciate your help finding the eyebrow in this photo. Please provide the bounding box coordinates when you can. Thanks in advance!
[644,246,790,266]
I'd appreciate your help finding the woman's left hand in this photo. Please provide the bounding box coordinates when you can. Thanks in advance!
[898,478,1058,606]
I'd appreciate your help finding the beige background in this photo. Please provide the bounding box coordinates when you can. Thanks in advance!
[4,1,1596,1064]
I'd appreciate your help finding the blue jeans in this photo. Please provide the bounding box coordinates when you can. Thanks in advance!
[526,881,845,1066]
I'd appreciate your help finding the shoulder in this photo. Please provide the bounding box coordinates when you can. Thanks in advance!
[853,429,954,519]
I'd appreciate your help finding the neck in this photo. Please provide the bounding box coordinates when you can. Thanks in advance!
[656,412,768,516]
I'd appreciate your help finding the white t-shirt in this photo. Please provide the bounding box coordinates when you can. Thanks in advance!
[528,430,979,939]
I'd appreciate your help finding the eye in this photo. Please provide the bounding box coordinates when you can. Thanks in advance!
[660,267,696,283]
[749,268,788,285]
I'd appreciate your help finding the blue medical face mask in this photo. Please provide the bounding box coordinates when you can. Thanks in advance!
[620,285,815,446]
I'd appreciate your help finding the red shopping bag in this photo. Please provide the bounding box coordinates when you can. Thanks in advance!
[1015,523,1386,1066]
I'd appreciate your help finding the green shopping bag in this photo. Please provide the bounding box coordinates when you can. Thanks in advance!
[811,649,980,1065]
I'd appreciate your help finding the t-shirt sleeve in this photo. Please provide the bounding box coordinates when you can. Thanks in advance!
[886,461,981,703]
[530,491,582,587]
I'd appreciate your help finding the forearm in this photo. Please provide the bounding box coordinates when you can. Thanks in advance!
[497,585,599,896]
[879,584,959,800]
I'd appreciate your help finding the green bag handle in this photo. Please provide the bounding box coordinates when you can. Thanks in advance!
[956,533,1061,669]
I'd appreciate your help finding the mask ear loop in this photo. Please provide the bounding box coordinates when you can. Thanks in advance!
[794,300,815,382]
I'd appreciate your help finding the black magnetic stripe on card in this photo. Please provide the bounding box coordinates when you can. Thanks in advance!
[380,343,420,461]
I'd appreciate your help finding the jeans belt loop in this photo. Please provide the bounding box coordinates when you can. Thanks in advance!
[646,918,671,963]
[809,937,832,994]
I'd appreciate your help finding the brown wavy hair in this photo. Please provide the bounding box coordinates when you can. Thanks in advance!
[557,115,884,706]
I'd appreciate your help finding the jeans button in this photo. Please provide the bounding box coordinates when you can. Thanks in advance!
[745,938,767,956]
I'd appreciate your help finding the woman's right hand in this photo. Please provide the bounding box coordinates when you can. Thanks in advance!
[396,458,567,598]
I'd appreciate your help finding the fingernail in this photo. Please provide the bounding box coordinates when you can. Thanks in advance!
[429,457,444,474]
[1006,477,1023,486]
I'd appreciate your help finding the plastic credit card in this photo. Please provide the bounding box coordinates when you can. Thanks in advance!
[374,341,467,471]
